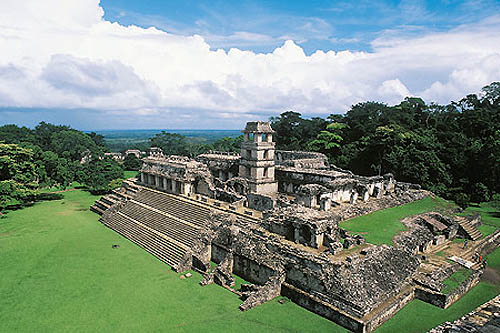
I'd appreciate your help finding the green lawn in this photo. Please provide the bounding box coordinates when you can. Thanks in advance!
[123,170,139,179]
[441,269,474,294]
[0,190,344,332]
[2,191,500,333]
[463,203,500,238]
[340,196,455,245]
[375,282,500,332]
[376,205,500,332]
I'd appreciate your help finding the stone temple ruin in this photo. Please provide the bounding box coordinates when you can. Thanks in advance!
[91,121,499,332]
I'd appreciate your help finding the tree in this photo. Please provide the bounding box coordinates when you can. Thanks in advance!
[270,111,327,150]
[51,130,100,161]
[123,153,142,171]
[209,136,243,152]
[0,143,38,209]
[307,122,347,156]
[77,158,124,194]
[0,143,37,183]
[0,124,35,144]
[150,132,190,156]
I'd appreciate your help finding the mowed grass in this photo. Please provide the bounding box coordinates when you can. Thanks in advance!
[2,191,499,333]
[441,269,474,294]
[376,203,500,332]
[123,170,139,179]
[377,245,500,332]
[0,190,344,333]
[340,196,455,245]
[463,203,500,237]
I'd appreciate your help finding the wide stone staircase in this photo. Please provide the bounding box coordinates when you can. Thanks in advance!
[92,183,258,271]
[456,217,482,241]
[102,211,188,268]
[91,180,260,271]
[90,180,140,215]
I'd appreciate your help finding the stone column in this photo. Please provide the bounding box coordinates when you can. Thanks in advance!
[320,198,331,211]
[171,179,177,193]
[228,171,233,179]
[294,226,300,244]
[155,175,159,188]
[184,183,191,195]
[140,173,145,184]
[311,233,320,248]
[350,192,358,204]
[163,177,168,190]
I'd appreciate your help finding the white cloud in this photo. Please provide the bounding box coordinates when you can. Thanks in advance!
[0,0,499,127]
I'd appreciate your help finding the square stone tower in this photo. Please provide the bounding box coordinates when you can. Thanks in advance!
[239,121,278,194]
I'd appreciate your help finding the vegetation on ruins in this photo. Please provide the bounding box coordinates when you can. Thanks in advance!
[341,197,455,245]
[269,82,500,208]
[0,122,124,209]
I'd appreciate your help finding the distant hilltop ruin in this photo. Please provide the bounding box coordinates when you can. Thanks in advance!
[91,121,499,332]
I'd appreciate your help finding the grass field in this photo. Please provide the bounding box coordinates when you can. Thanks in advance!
[123,170,139,179]
[441,269,474,294]
[1,191,499,332]
[0,191,343,332]
[340,196,455,245]
[463,203,500,238]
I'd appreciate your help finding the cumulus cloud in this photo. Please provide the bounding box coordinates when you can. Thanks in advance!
[0,0,499,128]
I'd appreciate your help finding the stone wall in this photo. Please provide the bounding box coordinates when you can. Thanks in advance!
[364,287,416,332]
[414,269,483,308]
[281,282,365,333]
[275,150,329,169]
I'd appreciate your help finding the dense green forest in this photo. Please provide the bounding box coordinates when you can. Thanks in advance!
[270,82,500,208]
[0,122,124,210]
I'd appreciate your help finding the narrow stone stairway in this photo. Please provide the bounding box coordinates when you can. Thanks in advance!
[456,217,482,241]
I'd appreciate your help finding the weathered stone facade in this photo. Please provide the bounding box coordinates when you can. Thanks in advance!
[90,121,496,332]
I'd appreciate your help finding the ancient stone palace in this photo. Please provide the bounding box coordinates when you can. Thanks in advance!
[91,121,498,332]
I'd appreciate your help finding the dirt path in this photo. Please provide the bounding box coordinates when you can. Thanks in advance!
[481,267,500,285]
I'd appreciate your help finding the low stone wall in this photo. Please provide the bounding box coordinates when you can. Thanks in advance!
[415,269,483,309]
[281,283,366,333]
[364,286,416,332]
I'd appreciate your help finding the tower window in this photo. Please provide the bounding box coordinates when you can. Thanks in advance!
[263,150,268,159]
[262,133,267,141]
[247,150,252,158]
[263,167,268,177]
[248,133,254,141]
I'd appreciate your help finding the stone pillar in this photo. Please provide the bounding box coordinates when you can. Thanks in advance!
[294,226,300,244]
[228,171,233,179]
[319,197,331,211]
[311,233,318,248]
[219,170,224,180]
[184,183,191,195]
[350,192,358,204]
[311,232,324,249]
[140,173,145,183]
[171,179,177,193]
[311,195,318,207]
[155,175,159,188]
[163,177,168,190]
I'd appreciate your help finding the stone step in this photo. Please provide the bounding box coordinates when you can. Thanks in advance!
[90,205,105,215]
[104,213,185,268]
[457,220,482,241]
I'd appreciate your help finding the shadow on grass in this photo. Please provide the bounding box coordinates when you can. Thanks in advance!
[487,211,500,219]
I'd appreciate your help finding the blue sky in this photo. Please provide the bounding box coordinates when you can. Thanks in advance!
[0,0,499,130]
[100,0,500,53]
